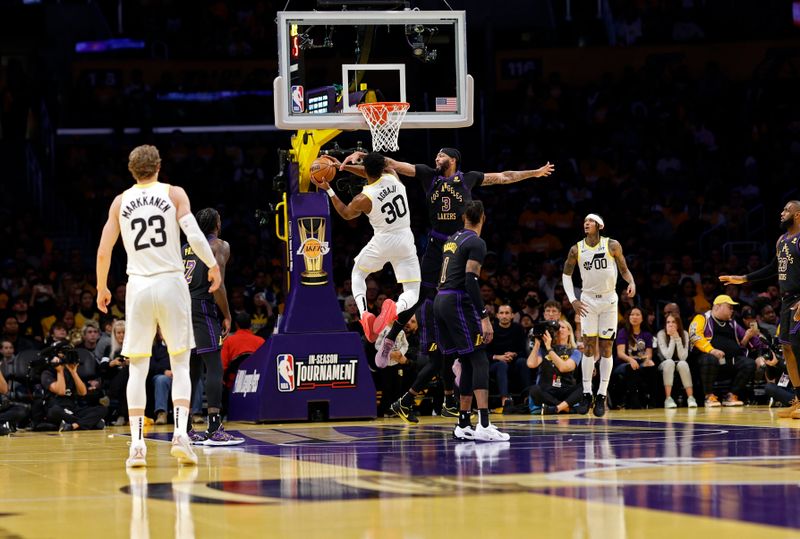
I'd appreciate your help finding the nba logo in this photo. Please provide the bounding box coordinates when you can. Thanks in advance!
[291,85,304,113]
[277,354,295,392]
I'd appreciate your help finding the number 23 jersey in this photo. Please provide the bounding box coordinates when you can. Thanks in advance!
[361,173,412,235]
[118,181,184,276]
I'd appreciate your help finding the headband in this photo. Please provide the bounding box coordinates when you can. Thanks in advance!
[585,213,605,229]
[440,147,461,164]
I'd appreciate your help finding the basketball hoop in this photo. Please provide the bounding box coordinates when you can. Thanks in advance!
[357,102,410,152]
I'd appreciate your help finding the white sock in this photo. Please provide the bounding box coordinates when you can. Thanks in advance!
[174,406,190,436]
[582,355,595,393]
[598,356,613,396]
[129,415,145,445]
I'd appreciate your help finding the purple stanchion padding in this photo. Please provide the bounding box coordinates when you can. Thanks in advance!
[228,177,376,422]
[227,331,376,422]
[280,191,345,334]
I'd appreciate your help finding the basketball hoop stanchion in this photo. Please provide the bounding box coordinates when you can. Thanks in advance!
[358,102,409,152]
[228,128,376,424]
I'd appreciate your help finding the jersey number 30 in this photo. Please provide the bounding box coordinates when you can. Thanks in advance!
[380,194,408,224]
[131,215,167,251]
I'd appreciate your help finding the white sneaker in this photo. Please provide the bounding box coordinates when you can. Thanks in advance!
[170,434,198,465]
[473,423,510,442]
[126,443,147,468]
[687,396,698,408]
[664,397,677,409]
[453,425,475,440]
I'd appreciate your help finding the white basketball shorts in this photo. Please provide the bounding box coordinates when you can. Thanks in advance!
[122,272,195,358]
[580,291,618,340]
[353,230,421,283]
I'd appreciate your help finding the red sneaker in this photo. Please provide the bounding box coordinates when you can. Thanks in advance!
[373,298,397,336]
[360,312,378,342]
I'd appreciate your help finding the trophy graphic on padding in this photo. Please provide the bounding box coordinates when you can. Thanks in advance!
[296,216,330,286]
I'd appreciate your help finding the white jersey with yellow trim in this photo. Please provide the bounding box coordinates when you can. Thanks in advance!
[118,181,183,276]
[360,173,411,235]
[576,236,617,296]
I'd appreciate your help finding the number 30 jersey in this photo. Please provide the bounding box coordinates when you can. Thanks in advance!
[576,236,618,296]
[118,181,183,277]
[361,174,411,235]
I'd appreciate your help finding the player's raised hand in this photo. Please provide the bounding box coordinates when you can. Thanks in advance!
[340,151,366,170]
[96,287,111,314]
[719,275,746,285]
[208,264,222,293]
[535,161,555,178]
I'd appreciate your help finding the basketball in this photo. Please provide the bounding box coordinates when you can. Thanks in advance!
[310,156,336,184]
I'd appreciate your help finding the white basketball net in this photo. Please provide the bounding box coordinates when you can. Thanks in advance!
[358,102,409,152]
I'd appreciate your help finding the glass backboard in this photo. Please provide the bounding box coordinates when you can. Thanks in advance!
[274,10,473,130]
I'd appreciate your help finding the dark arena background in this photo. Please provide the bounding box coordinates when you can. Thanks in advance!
[2,1,800,537]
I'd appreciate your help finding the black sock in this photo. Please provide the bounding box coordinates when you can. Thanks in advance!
[478,408,490,428]
[386,320,404,341]
[458,411,471,428]
[444,393,456,408]
[400,391,415,407]
[208,413,221,433]
[794,387,800,399]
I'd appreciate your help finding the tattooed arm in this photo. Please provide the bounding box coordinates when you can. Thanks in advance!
[609,239,636,298]
[481,162,554,186]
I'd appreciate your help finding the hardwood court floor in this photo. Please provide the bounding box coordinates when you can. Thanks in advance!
[2,407,800,538]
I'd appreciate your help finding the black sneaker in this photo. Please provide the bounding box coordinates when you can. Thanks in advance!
[390,399,419,424]
[94,419,106,430]
[593,394,607,417]
[0,422,11,436]
[440,404,459,418]
[59,420,73,432]
[576,393,593,415]
[541,405,559,415]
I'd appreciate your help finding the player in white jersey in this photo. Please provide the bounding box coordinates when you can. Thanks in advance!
[95,144,221,468]
[561,213,636,417]
[312,152,420,367]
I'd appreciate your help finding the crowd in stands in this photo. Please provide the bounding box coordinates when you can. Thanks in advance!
[2,2,800,431]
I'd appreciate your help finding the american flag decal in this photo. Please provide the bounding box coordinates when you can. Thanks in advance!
[435,97,458,112]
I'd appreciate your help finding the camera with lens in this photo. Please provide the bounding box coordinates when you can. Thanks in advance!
[531,320,559,340]
[30,342,80,376]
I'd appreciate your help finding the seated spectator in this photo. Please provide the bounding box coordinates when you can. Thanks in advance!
[612,307,658,409]
[756,302,778,339]
[221,313,266,376]
[527,299,563,358]
[0,362,28,434]
[527,320,582,414]
[375,316,419,416]
[45,322,68,346]
[2,315,37,352]
[110,284,126,320]
[764,354,793,408]
[656,313,696,408]
[100,320,129,425]
[148,334,172,425]
[740,305,778,380]
[688,295,757,407]
[40,345,106,431]
[74,291,100,330]
[487,305,528,411]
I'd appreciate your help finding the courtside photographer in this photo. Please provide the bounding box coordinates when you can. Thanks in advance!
[527,319,583,414]
[37,342,106,431]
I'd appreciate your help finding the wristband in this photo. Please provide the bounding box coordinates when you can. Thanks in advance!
[326,188,336,198]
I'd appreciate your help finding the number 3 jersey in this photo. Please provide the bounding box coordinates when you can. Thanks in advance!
[361,173,412,235]
[576,236,618,296]
[118,181,183,276]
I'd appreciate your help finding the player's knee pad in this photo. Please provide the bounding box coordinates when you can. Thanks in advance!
[126,357,150,410]
[464,350,489,390]
[170,350,192,402]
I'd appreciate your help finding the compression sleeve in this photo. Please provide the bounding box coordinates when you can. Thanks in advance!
[178,213,217,269]
[465,271,487,318]
[745,257,778,283]
[562,273,577,303]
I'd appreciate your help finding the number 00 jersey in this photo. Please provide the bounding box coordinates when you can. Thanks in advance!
[576,236,617,296]
[360,174,411,235]
[118,182,183,276]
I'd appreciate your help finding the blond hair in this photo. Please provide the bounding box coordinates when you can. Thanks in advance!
[110,319,126,358]
[128,145,161,181]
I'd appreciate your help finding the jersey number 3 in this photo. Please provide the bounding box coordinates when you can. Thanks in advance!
[131,215,167,251]
[380,194,408,224]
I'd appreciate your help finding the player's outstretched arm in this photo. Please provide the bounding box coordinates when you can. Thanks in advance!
[610,239,636,298]
[96,195,122,314]
[721,255,778,285]
[312,176,372,220]
[339,151,416,178]
[561,245,586,317]
[481,161,554,186]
